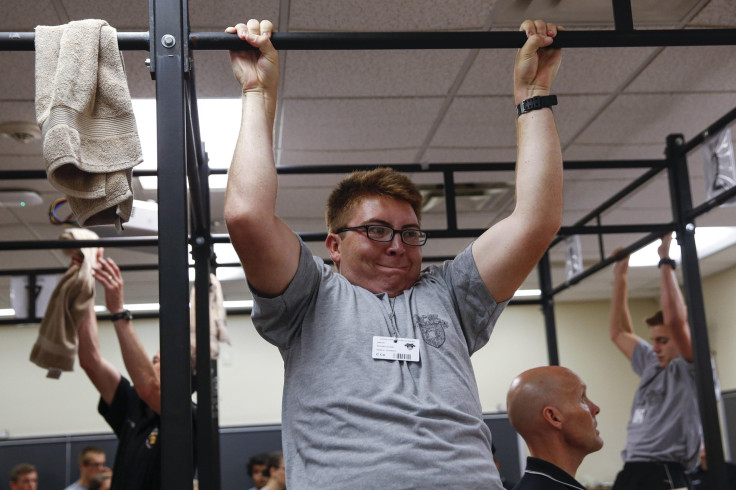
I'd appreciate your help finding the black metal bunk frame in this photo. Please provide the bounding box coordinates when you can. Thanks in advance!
[1,0,735,488]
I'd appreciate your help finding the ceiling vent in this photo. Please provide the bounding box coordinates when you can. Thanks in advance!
[0,121,41,144]
[419,183,514,214]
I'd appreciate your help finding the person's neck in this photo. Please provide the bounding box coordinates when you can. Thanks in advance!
[263,479,284,490]
[529,445,583,480]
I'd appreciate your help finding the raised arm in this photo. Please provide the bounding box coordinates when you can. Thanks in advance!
[659,234,692,362]
[472,19,563,302]
[94,255,161,414]
[608,250,641,360]
[78,302,122,406]
[224,19,300,297]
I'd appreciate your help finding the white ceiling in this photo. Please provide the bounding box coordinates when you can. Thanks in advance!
[1,0,736,312]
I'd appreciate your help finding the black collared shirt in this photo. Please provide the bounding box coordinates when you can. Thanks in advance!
[512,457,586,490]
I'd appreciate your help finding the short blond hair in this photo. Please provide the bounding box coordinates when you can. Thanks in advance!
[326,168,423,233]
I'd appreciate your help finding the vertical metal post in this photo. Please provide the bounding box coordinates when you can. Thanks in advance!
[612,0,634,31]
[26,273,39,320]
[443,170,458,231]
[152,0,194,488]
[665,134,727,490]
[190,115,221,488]
[537,251,559,366]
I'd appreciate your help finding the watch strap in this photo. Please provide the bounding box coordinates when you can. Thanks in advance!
[516,95,558,117]
[658,258,676,270]
[110,309,133,321]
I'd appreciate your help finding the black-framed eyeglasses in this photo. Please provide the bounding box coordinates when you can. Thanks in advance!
[337,225,428,246]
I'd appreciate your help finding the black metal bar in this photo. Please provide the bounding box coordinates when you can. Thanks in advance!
[26,273,39,320]
[4,29,736,52]
[550,166,665,247]
[153,0,194,488]
[0,237,158,251]
[687,184,736,220]
[612,0,634,32]
[185,87,205,235]
[191,29,736,51]
[189,67,221,490]
[596,215,605,262]
[443,171,458,231]
[537,252,559,366]
[549,231,665,297]
[682,106,736,155]
[0,169,157,180]
[0,31,149,51]
[665,134,727,490]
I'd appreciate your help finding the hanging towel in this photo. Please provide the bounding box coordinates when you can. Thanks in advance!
[190,273,231,361]
[35,19,142,229]
[29,228,99,377]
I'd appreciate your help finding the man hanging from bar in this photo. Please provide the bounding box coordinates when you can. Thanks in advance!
[608,234,701,489]
[224,18,563,489]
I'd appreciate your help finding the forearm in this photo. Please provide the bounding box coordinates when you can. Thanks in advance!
[513,109,563,242]
[78,307,121,404]
[609,274,634,339]
[660,264,692,360]
[113,319,160,407]
[225,92,278,223]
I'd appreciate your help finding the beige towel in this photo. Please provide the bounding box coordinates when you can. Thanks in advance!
[35,19,142,229]
[29,228,99,377]
[190,273,231,361]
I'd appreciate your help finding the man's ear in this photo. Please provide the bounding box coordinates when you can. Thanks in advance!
[325,233,341,269]
[542,406,563,430]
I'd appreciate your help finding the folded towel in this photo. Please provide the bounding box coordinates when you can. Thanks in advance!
[190,273,231,361]
[35,19,142,229]
[30,228,99,377]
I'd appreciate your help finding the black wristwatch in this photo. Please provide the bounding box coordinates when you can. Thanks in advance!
[110,309,133,322]
[516,95,558,117]
[658,258,676,270]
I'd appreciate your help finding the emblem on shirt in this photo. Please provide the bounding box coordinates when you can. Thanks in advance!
[146,427,159,449]
[415,314,447,348]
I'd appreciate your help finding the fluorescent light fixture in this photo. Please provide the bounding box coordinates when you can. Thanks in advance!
[132,98,240,190]
[629,227,736,267]
[513,289,541,298]
[0,308,15,318]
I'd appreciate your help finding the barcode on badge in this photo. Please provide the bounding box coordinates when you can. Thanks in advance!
[395,353,411,360]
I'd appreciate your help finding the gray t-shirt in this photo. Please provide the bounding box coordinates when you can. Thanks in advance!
[251,238,509,489]
[622,340,701,471]
[64,481,87,490]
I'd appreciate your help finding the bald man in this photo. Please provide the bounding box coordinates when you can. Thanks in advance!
[507,366,603,490]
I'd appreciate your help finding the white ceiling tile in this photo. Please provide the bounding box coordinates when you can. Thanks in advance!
[282,50,468,98]
[188,0,279,31]
[575,93,736,145]
[456,49,515,97]
[288,0,497,31]
[1,1,64,30]
[61,0,149,29]
[627,46,736,93]
[423,147,518,163]
[432,96,514,147]
[687,0,736,27]
[278,149,420,166]
[0,52,36,100]
[279,97,444,151]
[563,143,666,161]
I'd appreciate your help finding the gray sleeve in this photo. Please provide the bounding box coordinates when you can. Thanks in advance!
[441,243,510,354]
[631,339,654,376]
[249,237,323,349]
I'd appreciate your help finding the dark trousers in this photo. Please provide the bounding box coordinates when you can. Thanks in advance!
[612,461,691,490]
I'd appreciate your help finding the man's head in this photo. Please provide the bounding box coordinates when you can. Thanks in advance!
[325,168,426,296]
[246,453,270,489]
[9,464,38,490]
[78,446,106,484]
[646,310,679,367]
[507,366,602,474]
[265,451,285,488]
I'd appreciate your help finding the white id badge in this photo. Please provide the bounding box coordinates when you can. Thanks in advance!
[372,336,420,362]
[632,407,646,424]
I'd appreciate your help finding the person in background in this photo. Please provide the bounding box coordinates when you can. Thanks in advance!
[609,234,700,489]
[8,464,38,490]
[260,452,285,490]
[64,446,107,490]
[86,470,112,490]
[507,366,603,490]
[246,453,270,490]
